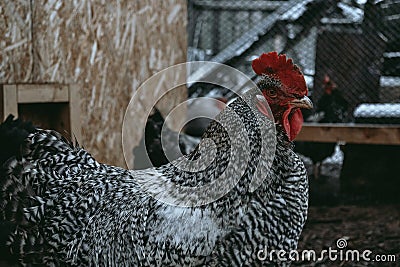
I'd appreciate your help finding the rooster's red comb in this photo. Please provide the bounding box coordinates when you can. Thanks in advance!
[252,52,307,95]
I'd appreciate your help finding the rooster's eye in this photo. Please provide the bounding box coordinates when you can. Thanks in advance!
[266,89,277,98]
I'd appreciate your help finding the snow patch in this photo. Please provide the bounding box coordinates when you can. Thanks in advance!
[354,103,400,118]
[380,76,400,87]
[338,2,364,22]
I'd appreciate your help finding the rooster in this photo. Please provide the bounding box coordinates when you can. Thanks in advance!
[0,52,312,266]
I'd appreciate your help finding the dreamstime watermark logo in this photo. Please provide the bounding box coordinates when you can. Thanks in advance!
[121,61,277,207]
[257,238,398,263]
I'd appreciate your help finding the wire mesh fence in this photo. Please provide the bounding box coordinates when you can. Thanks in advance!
[187,0,400,195]
[187,0,400,122]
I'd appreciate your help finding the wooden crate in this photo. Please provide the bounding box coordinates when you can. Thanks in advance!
[0,84,81,143]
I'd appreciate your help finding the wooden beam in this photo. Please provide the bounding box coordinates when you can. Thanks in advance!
[1,85,18,120]
[17,84,69,103]
[192,0,284,11]
[297,123,400,145]
[68,84,82,145]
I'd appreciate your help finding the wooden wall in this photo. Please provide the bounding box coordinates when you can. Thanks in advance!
[0,0,188,167]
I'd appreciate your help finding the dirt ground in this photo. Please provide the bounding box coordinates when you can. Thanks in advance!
[295,204,400,266]
[290,150,400,266]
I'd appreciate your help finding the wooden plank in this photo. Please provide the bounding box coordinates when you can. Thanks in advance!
[68,84,82,145]
[192,0,284,11]
[0,85,3,120]
[17,84,69,103]
[297,123,400,145]
[1,85,18,120]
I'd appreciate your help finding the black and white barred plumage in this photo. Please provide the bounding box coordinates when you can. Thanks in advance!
[0,90,308,266]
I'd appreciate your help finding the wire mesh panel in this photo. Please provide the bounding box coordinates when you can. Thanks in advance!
[187,0,400,199]
[187,0,400,120]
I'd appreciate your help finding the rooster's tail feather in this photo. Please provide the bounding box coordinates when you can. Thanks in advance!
[0,115,36,265]
[0,115,36,167]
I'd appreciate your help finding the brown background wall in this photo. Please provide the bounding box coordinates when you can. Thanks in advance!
[0,0,188,167]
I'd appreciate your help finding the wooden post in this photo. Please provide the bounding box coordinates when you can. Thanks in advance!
[69,84,82,144]
[1,85,18,120]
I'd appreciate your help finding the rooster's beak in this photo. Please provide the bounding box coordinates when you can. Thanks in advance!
[289,96,313,109]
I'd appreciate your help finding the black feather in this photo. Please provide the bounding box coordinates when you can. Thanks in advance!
[0,115,36,167]
[0,115,36,265]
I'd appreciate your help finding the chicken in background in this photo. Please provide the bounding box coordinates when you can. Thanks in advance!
[313,75,349,123]
[134,96,227,169]
[295,75,348,179]
[1,52,312,266]
[183,96,227,137]
[133,108,200,169]
[0,116,36,166]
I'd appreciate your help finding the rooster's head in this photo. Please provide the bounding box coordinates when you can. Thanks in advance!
[252,52,313,141]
